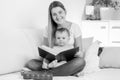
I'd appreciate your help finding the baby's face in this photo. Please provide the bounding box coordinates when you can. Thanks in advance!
[55,31,69,46]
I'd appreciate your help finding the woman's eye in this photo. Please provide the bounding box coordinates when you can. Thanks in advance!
[52,13,57,16]
[59,11,62,14]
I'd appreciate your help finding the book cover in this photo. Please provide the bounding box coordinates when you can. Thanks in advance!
[38,46,79,62]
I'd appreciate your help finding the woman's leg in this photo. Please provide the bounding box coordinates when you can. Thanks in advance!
[25,59,43,71]
[24,57,85,76]
[50,57,86,76]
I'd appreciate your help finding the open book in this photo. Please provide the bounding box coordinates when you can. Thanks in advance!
[38,46,79,62]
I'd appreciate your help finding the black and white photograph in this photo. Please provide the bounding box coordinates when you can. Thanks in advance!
[0,0,120,80]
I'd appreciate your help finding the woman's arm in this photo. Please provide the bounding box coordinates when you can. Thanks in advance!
[74,36,85,58]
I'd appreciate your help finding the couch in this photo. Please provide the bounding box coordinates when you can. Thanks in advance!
[0,27,120,80]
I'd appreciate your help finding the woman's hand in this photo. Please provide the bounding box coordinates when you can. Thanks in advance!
[42,59,49,69]
[42,61,48,69]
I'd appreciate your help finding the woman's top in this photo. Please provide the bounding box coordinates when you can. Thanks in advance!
[43,23,82,46]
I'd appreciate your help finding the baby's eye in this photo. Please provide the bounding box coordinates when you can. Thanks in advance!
[62,37,65,39]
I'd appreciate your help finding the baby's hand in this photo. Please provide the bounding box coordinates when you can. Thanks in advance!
[48,60,57,68]
[55,61,67,67]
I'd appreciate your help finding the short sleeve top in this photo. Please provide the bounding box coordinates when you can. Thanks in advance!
[43,23,82,46]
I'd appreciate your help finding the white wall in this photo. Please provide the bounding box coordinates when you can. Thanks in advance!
[0,0,86,29]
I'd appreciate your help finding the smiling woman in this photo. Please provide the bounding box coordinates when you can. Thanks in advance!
[22,1,86,77]
[51,5,66,25]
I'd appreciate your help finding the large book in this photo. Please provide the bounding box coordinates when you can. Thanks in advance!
[38,46,79,62]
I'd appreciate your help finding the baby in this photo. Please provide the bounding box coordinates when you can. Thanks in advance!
[42,28,73,69]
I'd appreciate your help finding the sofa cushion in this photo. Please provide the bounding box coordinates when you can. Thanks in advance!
[83,41,100,74]
[99,47,120,68]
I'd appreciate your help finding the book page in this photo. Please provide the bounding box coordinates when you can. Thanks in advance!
[39,45,74,56]
[39,45,58,55]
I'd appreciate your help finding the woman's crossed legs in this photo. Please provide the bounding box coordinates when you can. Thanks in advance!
[24,57,85,76]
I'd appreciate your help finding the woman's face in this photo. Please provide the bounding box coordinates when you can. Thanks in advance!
[51,7,66,25]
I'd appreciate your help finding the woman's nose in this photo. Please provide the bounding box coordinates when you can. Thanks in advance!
[56,14,61,19]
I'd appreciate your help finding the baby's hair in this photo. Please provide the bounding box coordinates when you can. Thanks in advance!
[54,28,70,37]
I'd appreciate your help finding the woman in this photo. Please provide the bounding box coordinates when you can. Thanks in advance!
[24,1,85,76]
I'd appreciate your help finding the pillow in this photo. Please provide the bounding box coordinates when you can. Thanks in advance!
[82,37,93,53]
[78,41,101,76]
[99,47,120,68]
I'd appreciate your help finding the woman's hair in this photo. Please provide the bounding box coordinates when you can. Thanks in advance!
[48,1,66,47]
